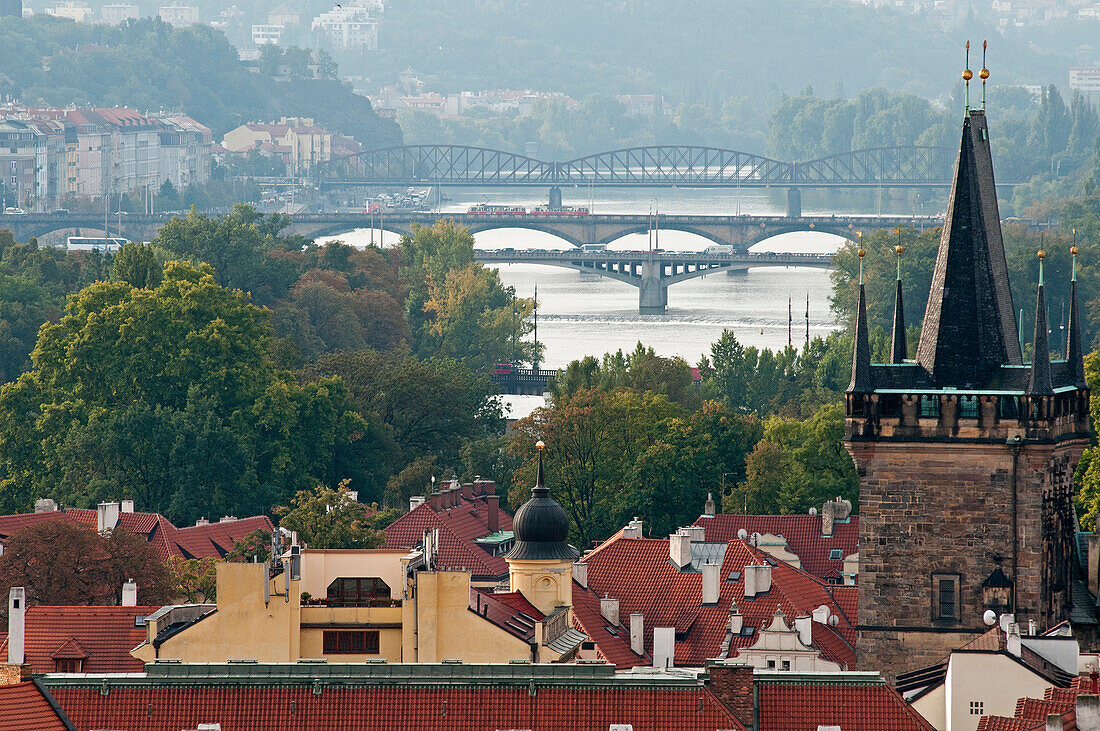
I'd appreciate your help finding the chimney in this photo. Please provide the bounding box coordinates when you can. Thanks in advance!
[121,580,137,607]
[600,596,620,625]
[218,516,238,523]
[572,562,588,589]
[669,531,692,570]
[630,613,644,655]
[1047,714,1064,731]
[447,489,458,508]
[1078,694,1100,731]
[97,501,120,532]
[121,500,134,513]
[461,483,472,501]
[486,494,500,533]
[702,562,720,605]
[821,500,835,537]
[7,587,24,665]
[623,518,643,539]
[33,498,57,513]
[429,492,442,512]
[1006,623,1022,657]
[195,517,210,527]
[794,615,812,647]
[999,613,1016,634]
[743,564,772,598]
[704,492,716,518]
[812,605,831,625]
[409,496,425,511]
[728,602,743,635]
[1028,619,1037,636]
[652,627,675,668]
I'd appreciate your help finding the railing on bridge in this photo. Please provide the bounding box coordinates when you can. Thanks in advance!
[315,144,955,188]
[489,367,557,396]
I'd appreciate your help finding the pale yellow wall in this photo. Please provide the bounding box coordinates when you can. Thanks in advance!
[299,603,403,661]
[222,126,271,152]
[407,571,532,663]
[944,653,1053,731]
[298,549,408,602]
[912,683,946,731]
[507,559,573,615]
[147,563,300,663]
[756,534,801,570]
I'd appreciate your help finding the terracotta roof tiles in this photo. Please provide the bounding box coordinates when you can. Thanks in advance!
[757,679,934,731]
[0,681,74,731]
[384,493,513,579]
[16,605,157,674]
[569,580,649,669]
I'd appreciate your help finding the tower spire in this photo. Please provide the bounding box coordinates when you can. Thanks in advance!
[1028,249,1052,396]
[1067,232,1087,388]
[915,94,1021,387]
[963,41,973,113]
[849,245,872,393]
[890,236,907,363]
[980,41,989,110]
[534,439,547,495]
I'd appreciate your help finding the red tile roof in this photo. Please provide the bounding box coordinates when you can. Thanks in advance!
[470,588,542,642]
[569,580,649,669]
[580,533,856,668]
[694,514,858,582]
[757,678,934,731]
[49,685,744,731]
[384,492,513,579]
[0,681,74,731]
[1,605,157,674]
[0,509,273,561]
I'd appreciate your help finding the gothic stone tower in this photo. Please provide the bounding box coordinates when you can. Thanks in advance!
[844,108,1091,678]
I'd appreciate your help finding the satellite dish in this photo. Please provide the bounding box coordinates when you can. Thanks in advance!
[809,507,818,515]
[737,528,748,540]
[983,610,997,626]
[829,615,839,626]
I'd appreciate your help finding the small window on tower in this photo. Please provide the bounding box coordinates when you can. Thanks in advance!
[959,396,979,419]
[932,573,960,622]
[919,395,941,418]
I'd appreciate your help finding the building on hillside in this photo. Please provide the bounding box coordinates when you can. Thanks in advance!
[251,23,283,45]
[221,118,333,174]
[267,4,300,26]
[899,620,1082,731]
[99,4,137,24]
[844,102,1094,679]
[311,3,379,50]
[1071,67,1100,93]
[0,500,273,560]
[2,591,156,675]
[576,516,857,670]
[383,479,513,585]
[156,5,198,26]
[0,0,20,19]
[0,119,65,211]
[694,496,859,584]
[44,1,91,22]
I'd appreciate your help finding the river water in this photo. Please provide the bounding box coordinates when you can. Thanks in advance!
[320,186,942,368]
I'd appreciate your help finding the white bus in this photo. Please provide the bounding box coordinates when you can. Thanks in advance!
[65,237,128,252]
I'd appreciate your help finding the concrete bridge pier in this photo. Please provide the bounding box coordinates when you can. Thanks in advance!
[639,259,667,314]
[549,186,562,208]
[787,188,802,218]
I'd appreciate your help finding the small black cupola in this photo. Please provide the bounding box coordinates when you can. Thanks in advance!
[505,441,580,562]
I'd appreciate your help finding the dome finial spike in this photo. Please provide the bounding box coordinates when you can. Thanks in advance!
[963,41,973,113]
[1072,228,1078,282]
[857,232,865,285]
[980,40,989,110]
[534,440,546,492]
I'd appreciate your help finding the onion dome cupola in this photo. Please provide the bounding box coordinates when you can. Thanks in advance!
[505,441,580,562]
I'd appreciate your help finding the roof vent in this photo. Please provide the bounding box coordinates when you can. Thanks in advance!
[219,516,238,523]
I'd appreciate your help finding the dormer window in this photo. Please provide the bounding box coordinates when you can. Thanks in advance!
[54,658,83,673]
[326,577,391,607]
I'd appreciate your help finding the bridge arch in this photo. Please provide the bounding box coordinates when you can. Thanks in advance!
[463,222,586,248]
[740,222,859,249]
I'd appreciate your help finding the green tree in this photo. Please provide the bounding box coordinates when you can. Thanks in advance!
[112,241,162,289]
[225,529,273,563]
[276,482,385,549]
[167,556,218,603]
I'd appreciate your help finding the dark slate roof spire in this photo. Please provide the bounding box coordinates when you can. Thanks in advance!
[1067,235,1087,388]
[1027,250,1053,396]
[848,243,872,393]
[505,441,579,562]
[915,109,1022,387]
[890,240,907,364]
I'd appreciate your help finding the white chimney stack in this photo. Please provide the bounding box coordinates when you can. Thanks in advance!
[812,605,831,625]
[630,613,644,655]
[33,498,57,513]
[1077,694,1100,731]
[121,500,134,513]
[681,525,705,543]
[728,602,743,635]
[409,496,425,511]
[623,518,643,539]
[1006,624,1022,657]
[743,564,772,598]
[704,492,716,517]
[1047,713,1064,731]
[701,562,720,605]
[652,627,675,668]
[669,531,692,570]
[572,562,588,589]
[600,596,620,626]
[122,580,138,607]
[794,615,813,647]
[7,587,25,665]
[97,501,120,532]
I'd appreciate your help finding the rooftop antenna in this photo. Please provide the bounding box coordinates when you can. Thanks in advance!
[963,41,973,114]
[980,40,989,110]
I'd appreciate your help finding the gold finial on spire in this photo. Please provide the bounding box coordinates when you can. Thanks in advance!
[857,232,865,285]
[980,41,989,110]
[1037,247,1046,286]
[536,440,545,450]
[963,41,972,113]
[1072,228,1078,282]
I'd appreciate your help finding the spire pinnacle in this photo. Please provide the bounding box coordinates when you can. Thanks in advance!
[1028,250,1052,396]
[857,233,865,285]
[1068,236,1087,388]
[963,41,973,113]
[849,273,872,393]
[891,241,907,363]
[534,440,547,495]
[980,40,989,110]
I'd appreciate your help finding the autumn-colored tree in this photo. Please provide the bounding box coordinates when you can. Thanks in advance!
[225,529,273,563]
[0,520,171,606]
[167,556,218,603]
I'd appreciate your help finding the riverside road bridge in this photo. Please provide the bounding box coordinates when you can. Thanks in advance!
[1,212,937,251]
[474,250,833,313]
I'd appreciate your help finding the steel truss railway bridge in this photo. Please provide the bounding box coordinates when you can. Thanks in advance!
[314,144,960,194]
